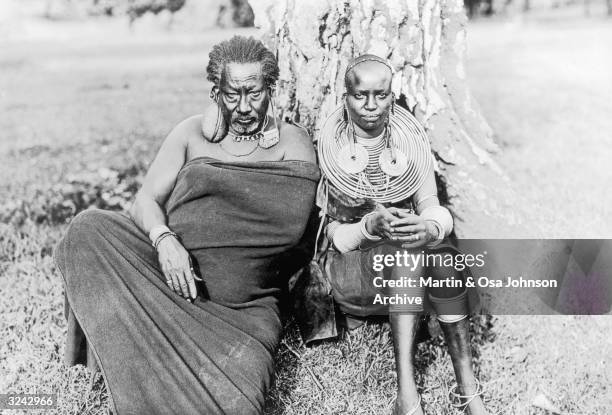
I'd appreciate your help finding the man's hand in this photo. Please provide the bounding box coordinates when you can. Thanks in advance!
[387,208,437,249]
[156,236,202,300]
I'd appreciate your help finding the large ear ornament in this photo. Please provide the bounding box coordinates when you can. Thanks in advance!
[201,93,227,143]
[342,94,350,123]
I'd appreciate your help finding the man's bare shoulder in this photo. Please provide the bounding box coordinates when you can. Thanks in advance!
[163,114,202,145]
[279,122,316,163]
[174,114,202,135]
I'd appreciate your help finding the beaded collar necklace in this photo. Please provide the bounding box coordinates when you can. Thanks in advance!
[227,116,270,142]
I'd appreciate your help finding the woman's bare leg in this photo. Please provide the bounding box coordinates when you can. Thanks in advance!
[439,317,488,415]
[424,250,488,415]
[428,259,488,415]
[390,313,424,415]
[386,250,425,415]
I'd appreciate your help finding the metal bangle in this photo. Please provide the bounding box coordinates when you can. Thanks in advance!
[425,220,444,247]
[360,212,382,241]
[149,224,171,245]
[153,231,178,250]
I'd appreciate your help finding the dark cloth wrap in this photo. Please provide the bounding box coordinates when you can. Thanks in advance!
[54,157,319,415]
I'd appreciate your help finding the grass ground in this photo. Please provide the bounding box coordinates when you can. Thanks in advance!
[1,7,611,415]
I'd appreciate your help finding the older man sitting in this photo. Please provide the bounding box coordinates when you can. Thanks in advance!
[55,36,318,415]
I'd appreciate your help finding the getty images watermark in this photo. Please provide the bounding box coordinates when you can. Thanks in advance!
[371,250,559,288]
[366,240,612,315]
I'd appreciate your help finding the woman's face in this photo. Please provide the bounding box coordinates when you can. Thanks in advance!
[344,61,393,138]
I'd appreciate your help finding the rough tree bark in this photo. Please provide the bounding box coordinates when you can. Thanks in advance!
[251,0,523,238]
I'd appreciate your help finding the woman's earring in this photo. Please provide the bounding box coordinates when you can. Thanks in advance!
[341,94,350,123]
[337,96,368,174]
[379,108,407,177]
[201,89,227,143]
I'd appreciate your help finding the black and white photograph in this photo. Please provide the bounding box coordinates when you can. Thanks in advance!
[1,0,611,414]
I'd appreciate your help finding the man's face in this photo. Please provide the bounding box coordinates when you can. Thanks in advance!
[216,62,270,135]
[344,61,393,137]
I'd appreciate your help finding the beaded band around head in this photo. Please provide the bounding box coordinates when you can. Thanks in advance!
[344,54,394,86]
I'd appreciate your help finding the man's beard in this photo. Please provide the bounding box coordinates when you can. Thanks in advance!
[232,120,258,135]
[230,115,265,135]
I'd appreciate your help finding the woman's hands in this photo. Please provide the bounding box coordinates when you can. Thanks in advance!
[388,207,438,248]
[156,235,203,301]
[364,204,396,239]
[364,205,438,248]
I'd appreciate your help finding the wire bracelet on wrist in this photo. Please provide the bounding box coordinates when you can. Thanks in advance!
[153,231,178,250]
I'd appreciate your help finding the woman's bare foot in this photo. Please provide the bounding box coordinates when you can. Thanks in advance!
[393,390,424,415]
[464,395,488,415]
[451,381,489,415]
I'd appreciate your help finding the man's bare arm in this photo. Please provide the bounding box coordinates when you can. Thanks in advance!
[129,115,201,300]
[129,117,195,233]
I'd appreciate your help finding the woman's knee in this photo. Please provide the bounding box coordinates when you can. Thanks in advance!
[426,264,465,297]
[383,247,427,314]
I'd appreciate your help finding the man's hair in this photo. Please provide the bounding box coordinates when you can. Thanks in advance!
[206,36,279,88]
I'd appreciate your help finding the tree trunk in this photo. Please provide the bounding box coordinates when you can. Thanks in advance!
[251,0,522,237]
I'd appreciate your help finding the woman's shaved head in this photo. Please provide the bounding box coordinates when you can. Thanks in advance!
[344,54,393,92]
[343,54,394,137]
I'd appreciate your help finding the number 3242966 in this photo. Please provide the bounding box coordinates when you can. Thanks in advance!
[0,393,57,409]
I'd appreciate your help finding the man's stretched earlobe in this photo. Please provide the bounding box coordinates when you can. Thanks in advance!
[201,88,227,143]
[259,88,280,149]
[209,86,219,102]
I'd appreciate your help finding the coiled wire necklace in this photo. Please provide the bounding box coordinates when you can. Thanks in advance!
[317,103,432,203]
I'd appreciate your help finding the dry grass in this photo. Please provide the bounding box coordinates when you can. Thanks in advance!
[1,9,611,415]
